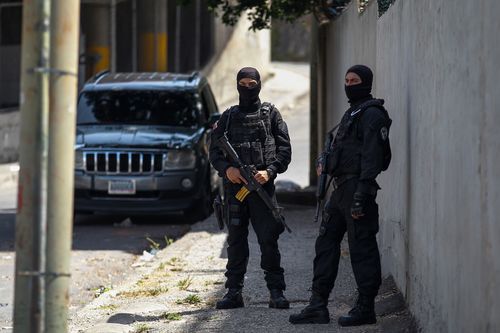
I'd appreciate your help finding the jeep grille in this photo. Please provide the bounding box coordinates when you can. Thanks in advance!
[84,151,164,174]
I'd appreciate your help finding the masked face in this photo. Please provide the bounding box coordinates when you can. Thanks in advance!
[344,83,372,102]
[236,67,261,107]
[344,65,373,103]
[237,78,261,106]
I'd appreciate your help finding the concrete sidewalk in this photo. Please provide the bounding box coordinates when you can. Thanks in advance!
[70,205,416,333]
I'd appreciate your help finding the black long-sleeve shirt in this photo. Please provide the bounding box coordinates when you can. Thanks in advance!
[358,106,387,183]
[323,102,389,194]
[209,106,292,178]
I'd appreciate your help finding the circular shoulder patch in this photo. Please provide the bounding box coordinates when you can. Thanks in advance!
[380,127,388,141]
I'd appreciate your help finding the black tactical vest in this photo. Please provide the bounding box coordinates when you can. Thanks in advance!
[224,102,277,169]
[329,99,391,176]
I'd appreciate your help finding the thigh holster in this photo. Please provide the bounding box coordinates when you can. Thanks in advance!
[227,203,243,226]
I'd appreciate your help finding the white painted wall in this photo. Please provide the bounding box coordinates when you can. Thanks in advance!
[322,1,500,331]
[204,16,271,109]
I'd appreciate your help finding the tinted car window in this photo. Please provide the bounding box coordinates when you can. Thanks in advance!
[77,91,202,128]
[203,86,218,115]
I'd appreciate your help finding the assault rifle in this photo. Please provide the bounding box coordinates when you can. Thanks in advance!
[314,123,340,223]
[216,134,292,233]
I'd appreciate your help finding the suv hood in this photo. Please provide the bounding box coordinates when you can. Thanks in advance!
[76,125,204,149]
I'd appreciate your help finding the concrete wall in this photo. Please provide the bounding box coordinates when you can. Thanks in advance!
[322,1,500,332]
[271,16,311,62]
[0,110,19,163]
[204,16,271,109]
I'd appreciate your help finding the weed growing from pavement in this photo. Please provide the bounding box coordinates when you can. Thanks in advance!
[136,277,148,286]
[177,276,193,291]
[165,235,175,246]
[162,312,182,321]
[157,262,166,271]
[146,237,161,250]
[134,323,151,333]
[176,294,201,305]
[97,304,117,312]
[93,285,112,298]
[166,257,181,266]
[119,286,169,298]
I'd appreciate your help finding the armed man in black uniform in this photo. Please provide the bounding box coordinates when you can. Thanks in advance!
[289,65,392,327]
[209,67,292,310]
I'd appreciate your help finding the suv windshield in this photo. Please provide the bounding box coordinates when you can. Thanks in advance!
[77,91,201,127]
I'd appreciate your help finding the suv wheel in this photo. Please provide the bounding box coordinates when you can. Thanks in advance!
[184,175,214,223]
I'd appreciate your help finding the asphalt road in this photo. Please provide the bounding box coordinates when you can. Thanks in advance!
[0,187,191,332]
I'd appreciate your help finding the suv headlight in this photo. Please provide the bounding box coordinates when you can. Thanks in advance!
[75,150,85,170]
[164,150,196,170]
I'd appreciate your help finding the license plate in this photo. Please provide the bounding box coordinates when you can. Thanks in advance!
[108,180,136,195]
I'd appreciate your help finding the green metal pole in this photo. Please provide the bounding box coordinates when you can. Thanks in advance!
[45,0,80,331]
[14,0,51,332]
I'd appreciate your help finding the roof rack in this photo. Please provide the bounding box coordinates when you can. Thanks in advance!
[92,70,110,82]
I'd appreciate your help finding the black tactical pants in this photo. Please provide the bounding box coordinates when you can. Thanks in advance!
[312,178,381,298]
[224,182,286,291]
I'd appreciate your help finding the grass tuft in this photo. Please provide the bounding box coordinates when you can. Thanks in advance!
[119,286,168,298]
[177,276,193,291]
[97,304,117,312]
[93,285,112,298]
[166,257,181,266]
[175,294,201,305]
[134,323,151,333]
[162,312,182,321]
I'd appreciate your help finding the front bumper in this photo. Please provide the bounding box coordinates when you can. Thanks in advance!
[74,170,202,214]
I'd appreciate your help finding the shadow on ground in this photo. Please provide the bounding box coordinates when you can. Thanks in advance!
[0,211,194,253]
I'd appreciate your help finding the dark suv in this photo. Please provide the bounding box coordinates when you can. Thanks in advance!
[74,71,221,221]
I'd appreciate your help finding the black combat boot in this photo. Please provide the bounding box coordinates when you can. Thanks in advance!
[338,294,376,327]
[215,288,244,309]
[289,292,330,324]
[269,289,290,309]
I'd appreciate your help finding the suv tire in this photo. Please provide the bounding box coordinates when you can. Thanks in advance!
[183,175,214,223]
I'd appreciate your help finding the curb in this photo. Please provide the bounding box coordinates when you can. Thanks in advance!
[276,187,316,206]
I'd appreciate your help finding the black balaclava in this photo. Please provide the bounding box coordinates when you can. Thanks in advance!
[237,67,261,111]
[345,64,373,105]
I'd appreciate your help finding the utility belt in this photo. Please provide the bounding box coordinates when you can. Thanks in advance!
[332,174,379,196]
[332,174,358,191]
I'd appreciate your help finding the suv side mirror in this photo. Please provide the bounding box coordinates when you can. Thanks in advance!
[206,114,221,129]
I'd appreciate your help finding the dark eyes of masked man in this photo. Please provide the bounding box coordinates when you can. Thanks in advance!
[290,64,392,327]
[209,67,292,311]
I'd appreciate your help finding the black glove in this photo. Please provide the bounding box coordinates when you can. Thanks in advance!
[351,192,368,219]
